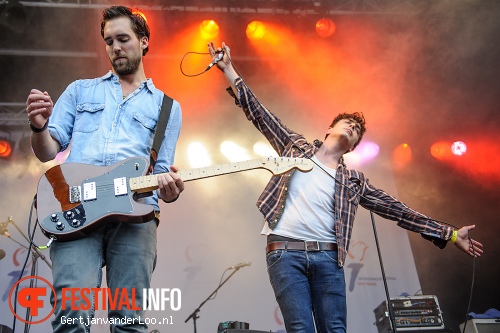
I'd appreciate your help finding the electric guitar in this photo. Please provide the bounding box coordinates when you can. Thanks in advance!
[36,156,313,241]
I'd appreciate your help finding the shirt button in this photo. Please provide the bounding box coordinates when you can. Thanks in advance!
[113,123,116,126]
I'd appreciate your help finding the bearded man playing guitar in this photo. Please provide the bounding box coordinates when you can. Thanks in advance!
[25,6,183,333]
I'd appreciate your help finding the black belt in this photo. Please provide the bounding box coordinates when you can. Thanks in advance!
[266,241,338,254]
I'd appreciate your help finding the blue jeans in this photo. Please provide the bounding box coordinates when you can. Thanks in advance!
[266,249,346,333]
[50,220,157,333]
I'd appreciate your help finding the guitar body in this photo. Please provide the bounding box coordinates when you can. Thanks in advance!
[37,157,155,241]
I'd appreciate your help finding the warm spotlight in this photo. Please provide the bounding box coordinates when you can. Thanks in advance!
[246,21,266,40]
[451,141,467,156]
[392,143,412,170]
[253,141,278,157]
[315,18,336,38]
[430,141,453,160]
[0,138,13,159]
[220,141,250,162]
[199,20,219,40]
[187,142,212,168]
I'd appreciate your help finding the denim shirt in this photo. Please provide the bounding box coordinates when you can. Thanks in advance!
[48,71,182,211]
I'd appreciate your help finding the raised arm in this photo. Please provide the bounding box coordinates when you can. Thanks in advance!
[208,42,239,95]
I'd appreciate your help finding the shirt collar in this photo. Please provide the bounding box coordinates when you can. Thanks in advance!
[102,71,156,93]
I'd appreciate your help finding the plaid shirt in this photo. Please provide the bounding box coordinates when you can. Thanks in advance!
[228,78,454,267]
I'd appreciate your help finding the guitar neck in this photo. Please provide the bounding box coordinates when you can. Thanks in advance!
[130,159,264,193]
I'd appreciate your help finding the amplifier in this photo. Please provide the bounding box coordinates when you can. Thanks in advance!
[459,319,500,333]
[374,295,445,332]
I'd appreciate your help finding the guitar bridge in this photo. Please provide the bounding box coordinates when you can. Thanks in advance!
[69,186,82,203]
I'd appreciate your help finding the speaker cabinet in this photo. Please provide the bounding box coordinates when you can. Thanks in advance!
[460,319,500,333]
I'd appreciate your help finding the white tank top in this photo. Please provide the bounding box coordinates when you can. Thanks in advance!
[261,155,337,242]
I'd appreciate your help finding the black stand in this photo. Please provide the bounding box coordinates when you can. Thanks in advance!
[8,217,52,269]
[370,211,398,333]
[184,267,242,333]
[2,217,52,333]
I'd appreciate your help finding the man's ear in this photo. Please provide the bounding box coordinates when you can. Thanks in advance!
[140,37,148,49]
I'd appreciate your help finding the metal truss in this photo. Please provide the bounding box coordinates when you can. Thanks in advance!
[0,103,27,129]
[4,0,441,15]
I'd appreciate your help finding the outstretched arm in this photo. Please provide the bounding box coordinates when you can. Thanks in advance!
[454,225,483,257]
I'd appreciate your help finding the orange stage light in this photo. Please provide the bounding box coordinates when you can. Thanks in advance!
[392,143,412,170]
[246,21,266,40]
[430,141,454,160]
[316,18,336,38]
[200,20,219,40]
[0,139,13,159]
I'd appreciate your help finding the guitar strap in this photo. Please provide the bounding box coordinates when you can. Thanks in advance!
[149,94,173,174]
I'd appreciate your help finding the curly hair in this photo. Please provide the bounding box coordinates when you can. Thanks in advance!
[100,6,150,56]
[325,112,367,149]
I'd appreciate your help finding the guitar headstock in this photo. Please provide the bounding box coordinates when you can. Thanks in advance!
[258,157,314,175]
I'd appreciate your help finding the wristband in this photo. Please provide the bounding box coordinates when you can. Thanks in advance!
[30,120,48,133]
[450,229,458,243]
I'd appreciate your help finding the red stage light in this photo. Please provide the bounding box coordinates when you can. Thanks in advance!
[0,139,13,159]
[316,18,336,38]
[246,21,266,40]
[200,20,219,40]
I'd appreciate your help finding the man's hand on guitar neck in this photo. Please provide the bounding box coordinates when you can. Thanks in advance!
[157,165,185,203]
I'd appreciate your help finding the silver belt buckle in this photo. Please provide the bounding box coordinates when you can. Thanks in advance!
[305,241,320,251]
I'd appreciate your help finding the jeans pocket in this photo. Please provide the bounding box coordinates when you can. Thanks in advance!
[323,250,340,263]
[266,249,284,269]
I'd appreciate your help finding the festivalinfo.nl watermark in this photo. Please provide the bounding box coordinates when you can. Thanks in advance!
[9,275,181,326]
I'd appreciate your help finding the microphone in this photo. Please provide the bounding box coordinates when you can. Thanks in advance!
[0,248,5,260]
[205,51,224,71]
[228,261,251,270]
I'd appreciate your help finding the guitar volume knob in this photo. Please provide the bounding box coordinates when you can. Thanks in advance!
[55,221,65,230]
[64,211,74,220]
[70,219,80,228]
[50,214,59,222]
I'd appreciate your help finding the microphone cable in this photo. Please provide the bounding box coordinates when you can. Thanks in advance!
[11,194,41,333]
[179,50,224,77]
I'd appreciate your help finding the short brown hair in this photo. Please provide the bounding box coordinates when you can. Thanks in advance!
[326,112,367,149]
[100,6,150,56]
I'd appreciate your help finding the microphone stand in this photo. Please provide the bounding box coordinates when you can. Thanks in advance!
[185,267,242,333]
[7,217,52,269]
[3,216,52,333]
[369,211,398,333]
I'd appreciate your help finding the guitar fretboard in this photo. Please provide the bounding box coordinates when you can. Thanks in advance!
[129,159,263,193]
